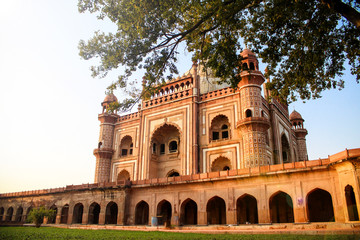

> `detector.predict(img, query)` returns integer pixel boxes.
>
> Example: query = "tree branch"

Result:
[321,0,360,29]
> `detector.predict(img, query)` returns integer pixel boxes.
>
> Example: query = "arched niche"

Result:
[206,196,226,224]
[180,198,198,225]
[135,201,149,225]
[269,191,294,223]
[210,115,230,142]
[236,194,258,224]
[307,188,335,222]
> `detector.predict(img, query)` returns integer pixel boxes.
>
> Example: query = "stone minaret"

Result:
[237,49,271,168]
[94,94,118,183]
[290,110,308,161]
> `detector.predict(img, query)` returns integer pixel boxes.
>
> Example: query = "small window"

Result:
[129,143,133,155]
[121,149,128,156]
[222,131,229,139]
[152,143,157,154]
[212,131,219,140]
[169,141,178,153]
[223,166,230,171]
[243,63,248,70]
[250,62,255,70]
[245,109,252,118]
[160,144,165,154]
[168,171,180,177]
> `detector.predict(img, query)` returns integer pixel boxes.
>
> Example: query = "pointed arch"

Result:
[105,201,118,224]
[180,198,198,225]
[236,194,258,224]
[5,207,13,222]
[48,205,57,224]
[345,185,359,221]
[281,134,291,163]
[307,188,335,222]
[207,196,226,224]
[211,156,231,172]
[269,191,294,223]
[0,207,4,222]
[117,169,131,181]
[72,203,84,224]
[157,200,172,226]
[119,135,133,157]
[15,206,23,223]
[60,204,69,224]
[210,114,230,141]
[88,202,101,224]
[135,201,149,225]
[167,169,180,177]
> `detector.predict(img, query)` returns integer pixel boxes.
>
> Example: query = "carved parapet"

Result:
[93,148,114,159]
[236,117,270,132]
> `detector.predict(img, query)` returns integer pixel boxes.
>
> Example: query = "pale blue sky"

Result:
[0,1,359,193]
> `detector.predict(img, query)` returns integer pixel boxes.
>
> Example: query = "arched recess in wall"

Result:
[157,200,172,226]
[180,198,198,225]
[60,204,69,224]
[211,156,231,172]
[210,115,230,141]
[167,169,180,177]
[48,205,57,224]
[88,202,101,224]
[119,135,133,157]
[307,188,335,222]
[105,201,118,224]
[117,169,131,181]
[207,196,226,224]
[281,134,291,163]
[15,206,23,223]
[345,185,359,221]
[0,207,4,222]
[245,109,252,118]
[150,123,181,178]
[25,206,33,222]
[5,207,13,222]
[135,201,149,225]
[236,194,258,224]
[269,191,294,223]
[72,203,84,224]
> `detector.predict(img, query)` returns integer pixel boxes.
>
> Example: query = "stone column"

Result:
[226,188,236,225]
[293,181,307,223]
[82,204,89,225]
[99,203,106,225]
[67,204,74,225]
[197,190,207,225]
[258,184,270,223]
[55,208,62,224]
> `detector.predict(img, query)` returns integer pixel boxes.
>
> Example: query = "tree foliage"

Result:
[27,207,56,228]
[78,0,360,110]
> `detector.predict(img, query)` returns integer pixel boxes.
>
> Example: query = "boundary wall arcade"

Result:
[0,149,360,227]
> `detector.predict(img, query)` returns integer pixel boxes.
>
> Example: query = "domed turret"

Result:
[290,110,304,129]
[101,93,118,113]
[240,48,259,71]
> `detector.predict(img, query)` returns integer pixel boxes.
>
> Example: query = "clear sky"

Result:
[0,1,359,194]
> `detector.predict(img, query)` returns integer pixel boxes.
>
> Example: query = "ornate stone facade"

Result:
[1,50,359,229]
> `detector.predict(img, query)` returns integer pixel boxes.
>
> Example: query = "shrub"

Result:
[27,207,56,228]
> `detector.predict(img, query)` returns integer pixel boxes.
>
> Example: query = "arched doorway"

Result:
[207,196,226,224]
[72,203,84,224]
[236,194,258,224]
[281,134,291,163]
[88,202,100,224]
[60,204,69,224]
[15,207,23,222]
[117,170,130,181]
[48,205,57,224]
[211,157,232,172]
[269,191,294,223]
[157,200,172,226]
[307,189,335,222]
[25,206,33,223]
[180,199,197,225]
[0,207,4,222]
[135,201,149,225]
[105,202,118,224]
[6,207,13,222]
[345,185,359,221]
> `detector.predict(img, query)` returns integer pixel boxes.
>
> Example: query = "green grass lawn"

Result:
[0,227,358,240]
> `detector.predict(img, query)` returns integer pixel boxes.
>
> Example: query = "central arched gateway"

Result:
[60,204,69,224]
[135,201,149,225]
[207,196,226,224]
[180,198,197,225]
[269,191,294,223]
[157,200,172,226]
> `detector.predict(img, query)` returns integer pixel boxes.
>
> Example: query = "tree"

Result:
[78,0,359,111]
[27,207,56,228]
